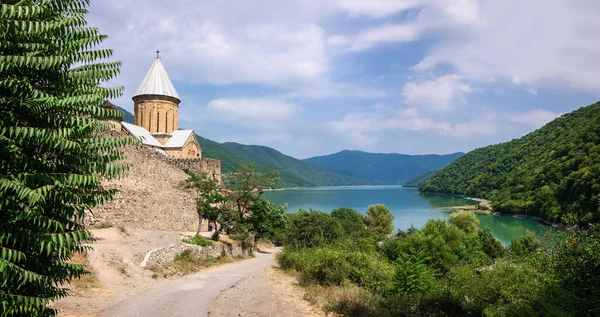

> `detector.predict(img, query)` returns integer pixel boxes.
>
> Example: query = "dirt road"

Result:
[99,251,276,317]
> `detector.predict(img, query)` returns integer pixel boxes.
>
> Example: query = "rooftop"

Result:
[133,57,180,101]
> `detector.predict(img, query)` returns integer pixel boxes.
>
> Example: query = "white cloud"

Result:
[508,109,562,128]
[333,0,421,18]
[401,75,471,111]
[206,98,301,130]
[411,0,600,93]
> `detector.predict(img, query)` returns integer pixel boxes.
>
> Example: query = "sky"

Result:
[88,0,600,159]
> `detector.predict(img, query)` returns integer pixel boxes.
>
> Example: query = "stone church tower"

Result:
[121,53,202,159]
[133,55,181,134]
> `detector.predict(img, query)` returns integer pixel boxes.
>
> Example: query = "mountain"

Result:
[304,150,463,185]
[113,106,365,188]
[403,170,438,188]
[421,101,600,224]
[115,105,135,124]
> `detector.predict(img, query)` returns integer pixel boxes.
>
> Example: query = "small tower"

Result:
[133,51,181,134]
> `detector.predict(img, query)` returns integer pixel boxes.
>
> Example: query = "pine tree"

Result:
[0,0,131,315]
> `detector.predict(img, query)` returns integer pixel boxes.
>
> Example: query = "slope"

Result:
[403,170,438,188]
[304,150,463,184]
[196,135,366,188]
[421,101,600,224]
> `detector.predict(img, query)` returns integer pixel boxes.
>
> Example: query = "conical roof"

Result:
[133,57,180,101]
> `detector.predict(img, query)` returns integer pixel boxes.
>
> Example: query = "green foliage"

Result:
[552,227,600,316]
[403,170,438,188]
[305,150,463,185]
[278,247,395,294]
[226,163,279,215]
[182,235,214,247]
[0,1,130,315]
[421,102,600,224]
[248,198,287,245]
[508,234,541,258]
[182,170,226,235]
[392,249,438,295]
[479,227,505,259]
[364,204,394,236]
[447,211,480,234]
[331,207,366,236]
[285,209,344,249]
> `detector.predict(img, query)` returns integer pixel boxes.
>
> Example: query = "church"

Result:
[121,53,202,159]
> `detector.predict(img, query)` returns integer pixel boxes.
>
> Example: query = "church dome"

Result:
[133,56,180,101]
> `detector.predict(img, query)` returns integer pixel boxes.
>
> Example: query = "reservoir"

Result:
[264,186,553,245]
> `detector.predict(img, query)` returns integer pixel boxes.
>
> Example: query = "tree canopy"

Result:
[1,0,130,315]
[421,102,600,225]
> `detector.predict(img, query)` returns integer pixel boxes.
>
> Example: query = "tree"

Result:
[331,207,366,236]
[248,198,287,244]
[0,1,130,315]
[285,210,344,249]
[181,170,226,235]
[364,204,394,235]
[226,163,279,217]
[448,211,480,234]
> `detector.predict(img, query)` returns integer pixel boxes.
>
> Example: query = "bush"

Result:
[182,235,214,247]
[364,204,395,235]
[479,227,505,259]
[284,210,344,249]
[331,207,366,236]
[448,211,480,234]
[279,247,394,294]
[508,234,540,258]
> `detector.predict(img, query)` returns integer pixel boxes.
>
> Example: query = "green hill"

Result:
[112,106,365,188]
[196,135,366,188]
[403,170,438,188]
[305,150,463,184]
[421,101,600,224]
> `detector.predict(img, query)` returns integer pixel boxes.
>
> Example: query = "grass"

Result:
[92,222,113,229]
[182,235,214,247]
[148,249,247,278]
[68,252,101,294]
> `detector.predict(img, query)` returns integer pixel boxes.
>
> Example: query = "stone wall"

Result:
[162,155,223,186]
[139,242,244,268]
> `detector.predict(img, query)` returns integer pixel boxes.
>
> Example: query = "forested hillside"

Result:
[403,170,438,188]
[196,135,366,188]
[421,101,600,224]
[305,150,463,184]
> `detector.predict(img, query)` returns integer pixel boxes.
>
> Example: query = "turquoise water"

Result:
[263,186,553,245]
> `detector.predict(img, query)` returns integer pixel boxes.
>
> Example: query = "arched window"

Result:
[172,112,175,131]
[166,112,169,132]
[156,112,159,132]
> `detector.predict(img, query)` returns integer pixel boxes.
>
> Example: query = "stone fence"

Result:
[139,242,243,268]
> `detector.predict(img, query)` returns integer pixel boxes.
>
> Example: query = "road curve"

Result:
[99,251,276,317]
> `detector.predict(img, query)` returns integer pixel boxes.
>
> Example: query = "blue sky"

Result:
[89,0,600,159]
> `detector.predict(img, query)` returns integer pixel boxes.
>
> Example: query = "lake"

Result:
[263,185,553,245]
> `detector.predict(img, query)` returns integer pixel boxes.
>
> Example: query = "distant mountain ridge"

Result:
[304,150,464,185]
[115,106,365,188]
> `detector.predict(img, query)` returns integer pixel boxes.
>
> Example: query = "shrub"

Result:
[182,235,214,247]
[364,204,395,235]
[331,207,366,236]
[448,211,480,234]
[479,227,505,259]
[279,247,394,294]
[508,234,540,258]
[284,210,344,249]
[392,249,439,295]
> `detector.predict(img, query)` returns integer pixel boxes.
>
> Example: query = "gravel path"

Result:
[209,266,324,317]
[99,251,276,317]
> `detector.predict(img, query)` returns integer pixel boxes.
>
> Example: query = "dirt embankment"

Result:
[90,144,206,232]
